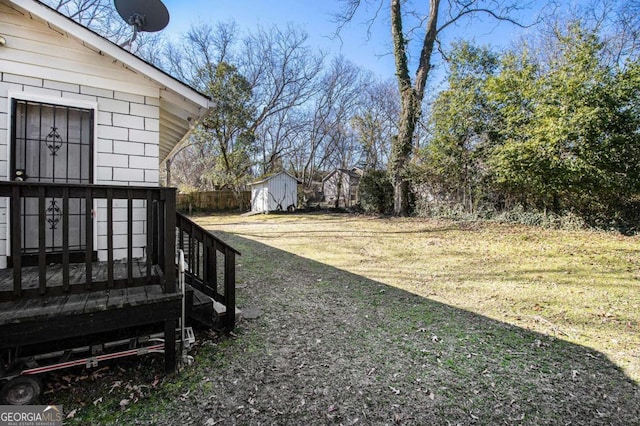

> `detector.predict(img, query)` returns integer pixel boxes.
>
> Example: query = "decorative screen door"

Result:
[10,99,93,261]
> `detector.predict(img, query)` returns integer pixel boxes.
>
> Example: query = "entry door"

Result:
[11,99,93,260]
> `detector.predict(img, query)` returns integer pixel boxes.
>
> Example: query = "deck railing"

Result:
[176,212,239,330]
[0,182,176,302]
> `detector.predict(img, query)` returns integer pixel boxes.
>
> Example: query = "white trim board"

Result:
[8,0,211,109]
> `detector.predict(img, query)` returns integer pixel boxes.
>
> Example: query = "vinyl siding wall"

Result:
[251,173,298,213]
[0,0,162,266]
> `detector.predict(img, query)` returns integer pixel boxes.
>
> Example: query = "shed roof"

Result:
[250,171,302,186]
[5,0,212,163]
[322,168,364,182]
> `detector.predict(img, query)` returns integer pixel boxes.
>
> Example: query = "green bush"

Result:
[360,170,394,214]
[413,198,591,231]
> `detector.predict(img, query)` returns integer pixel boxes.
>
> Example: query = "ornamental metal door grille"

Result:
[11,99,94,256]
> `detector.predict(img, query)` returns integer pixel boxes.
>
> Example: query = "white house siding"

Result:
[323,170,360,208]
[323,172,350,206]
[0,0,162,265]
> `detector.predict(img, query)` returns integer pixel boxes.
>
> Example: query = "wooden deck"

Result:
[0,182,189,375]
[0,182,238,379]
[0,258,182,350]
[0,284,181,345]
[0,277,181,348]
[0,259,160,301]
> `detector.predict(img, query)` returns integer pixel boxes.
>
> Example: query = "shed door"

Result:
[10,99,93,262]
[257,187,268,212]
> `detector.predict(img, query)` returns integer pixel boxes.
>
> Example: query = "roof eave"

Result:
[12,0,210,110]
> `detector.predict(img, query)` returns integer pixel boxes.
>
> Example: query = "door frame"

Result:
[5,90,99,265]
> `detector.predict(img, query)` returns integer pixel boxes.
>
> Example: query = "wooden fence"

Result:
[177,191,250,212]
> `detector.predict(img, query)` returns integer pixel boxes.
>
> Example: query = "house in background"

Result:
[250,171,300,213]
[0,0,238,393]
[322,167,363,208]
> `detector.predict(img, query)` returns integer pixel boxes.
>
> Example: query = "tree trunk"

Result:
[390,0,439,216]
[392,98,419,215]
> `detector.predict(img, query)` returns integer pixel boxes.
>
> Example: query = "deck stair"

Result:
[186,285,242,328]
[176,212,240,331]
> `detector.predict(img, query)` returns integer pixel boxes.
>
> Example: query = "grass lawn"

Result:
[200,213,639,383]
[57,212,639,425]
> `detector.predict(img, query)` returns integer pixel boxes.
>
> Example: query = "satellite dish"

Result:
[115,0,170,47]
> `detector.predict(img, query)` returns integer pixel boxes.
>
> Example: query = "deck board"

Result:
[83,289,109,314]
[107,288,126,309]
[0,284,177,327]
[45,264,63,289]
[0,287,181,350]
[68,264,86,286]
[127,287,148,307]
[0,297,31,322]
[0,258,172,329]
[63,293,90,316]
[0,259,154,294]
[0,259,162,303]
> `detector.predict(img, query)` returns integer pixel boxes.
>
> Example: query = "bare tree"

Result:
[551,0,640,66]
[42,0,168,65]
[166,22,324,191]
[352,78,399,170]
[164,21,239,90]
[289,56,365,189]
[44,0,134,45]
[240,24,324,178]
[256,108,308,176]
[167,143,218,191]
[337,0,535,215]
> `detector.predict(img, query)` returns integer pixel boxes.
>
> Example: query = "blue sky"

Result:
[161,1,546,83]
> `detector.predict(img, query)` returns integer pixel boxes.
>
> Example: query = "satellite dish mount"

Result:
[114,0,170,48]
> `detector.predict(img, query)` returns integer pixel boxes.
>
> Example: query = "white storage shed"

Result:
[250,171,300,213]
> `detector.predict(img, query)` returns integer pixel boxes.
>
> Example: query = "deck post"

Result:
[107,189,114,287]
[62,187,70,291]
[224,249,236,331]
[85,188,93,290]
[151,200,159,265]
[11,185,21,297]
[157,199,165,271]
[127,190,133,284]
[204,242,214,291]
[164,318,177,374]
[163,188,176,293]
[38,187,46,295]
[146,191,153,281]
[212,240,218,290]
